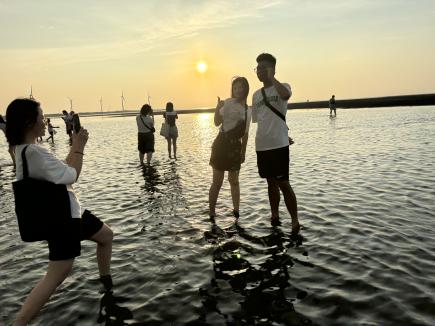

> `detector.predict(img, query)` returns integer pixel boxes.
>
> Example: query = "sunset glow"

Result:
[0,1,434,113]
[196,62,207,74]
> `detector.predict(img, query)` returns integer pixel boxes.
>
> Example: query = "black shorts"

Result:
[256,146,290,181]
[48,210,104,261]
[138,132,155,153]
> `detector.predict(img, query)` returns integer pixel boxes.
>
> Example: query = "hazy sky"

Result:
[1,0,434,113]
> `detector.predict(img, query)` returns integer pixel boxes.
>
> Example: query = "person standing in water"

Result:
[61,110,73,142]
[252,53,300,235]
[163,102,179,159]
[329,95,337,117]
[209,77,251,220]
[45,118,59,143]
[136,104,155,165]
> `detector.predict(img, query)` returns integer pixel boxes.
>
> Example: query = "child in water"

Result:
[46,118,59,143]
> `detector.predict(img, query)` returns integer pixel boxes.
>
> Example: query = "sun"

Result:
[196,61,207,73]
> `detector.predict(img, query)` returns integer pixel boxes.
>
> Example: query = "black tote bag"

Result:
[12,145,72,242]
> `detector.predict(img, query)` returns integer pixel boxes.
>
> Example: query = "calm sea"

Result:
[1,106,435,325]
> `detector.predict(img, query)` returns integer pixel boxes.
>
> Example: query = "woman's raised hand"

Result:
[216,96,224,110]
[72,128,89,149]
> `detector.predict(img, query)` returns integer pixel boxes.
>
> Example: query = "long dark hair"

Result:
[6,98,40,145]
[231,76,250,101]
[165,102,174,112]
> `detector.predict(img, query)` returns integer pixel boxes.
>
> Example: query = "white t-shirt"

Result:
[252,83,292,151]
[219,98,251,136]
[136,115,154,133]
[15,144,82,219]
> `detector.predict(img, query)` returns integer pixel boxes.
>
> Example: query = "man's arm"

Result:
[272,78,291,100]
[268,68,291,100]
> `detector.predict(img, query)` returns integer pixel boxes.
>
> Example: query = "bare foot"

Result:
[271,216,281,226]
[291,220,300,235]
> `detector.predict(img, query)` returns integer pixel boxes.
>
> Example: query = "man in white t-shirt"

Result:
[252,53,300,235]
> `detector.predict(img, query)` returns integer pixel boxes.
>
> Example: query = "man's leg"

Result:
[267,178,281,220]
[278,180,300,233]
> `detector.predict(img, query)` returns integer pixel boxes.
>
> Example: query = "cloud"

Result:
[0,0,282,68]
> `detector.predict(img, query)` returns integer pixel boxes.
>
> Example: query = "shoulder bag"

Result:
[12,146,72,242]
[160,114,170,138]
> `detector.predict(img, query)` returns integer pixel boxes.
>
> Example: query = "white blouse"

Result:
[15,144,82,219]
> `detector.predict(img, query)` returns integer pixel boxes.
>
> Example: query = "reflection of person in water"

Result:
[198,221,311,325]
[141,164,161,195]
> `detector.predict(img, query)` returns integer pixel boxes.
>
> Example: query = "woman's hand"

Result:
[216,97,224,110]
[72,128,89,150]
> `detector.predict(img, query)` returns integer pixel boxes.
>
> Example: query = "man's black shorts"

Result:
[256,146,290,181]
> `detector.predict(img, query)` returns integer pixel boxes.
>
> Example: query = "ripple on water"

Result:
[1,108,435,324]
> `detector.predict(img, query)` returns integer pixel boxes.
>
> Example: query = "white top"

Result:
[219,98,251,136]
[252,83,292,151]
[62,114,73,125]
[15,144,82,219]
[136,115,154,133]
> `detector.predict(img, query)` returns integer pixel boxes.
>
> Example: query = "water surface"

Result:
[1,106,435,325]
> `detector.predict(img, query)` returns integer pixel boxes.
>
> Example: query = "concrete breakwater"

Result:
[47,93,435,118]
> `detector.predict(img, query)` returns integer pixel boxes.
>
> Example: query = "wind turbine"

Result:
[147,92,151,105]
[67,97,73,111]
[121,91,125,112]
[29,85,34,99]
[100,97,103,114]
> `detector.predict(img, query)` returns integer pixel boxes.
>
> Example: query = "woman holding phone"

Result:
[6,98,114,325]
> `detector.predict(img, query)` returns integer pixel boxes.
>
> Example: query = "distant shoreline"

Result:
[45,93,435,118]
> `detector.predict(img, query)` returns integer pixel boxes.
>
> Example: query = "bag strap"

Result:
[139,115,153,132]
[261,88,289,130]
[221,103,248,135]
[21,145,29,178]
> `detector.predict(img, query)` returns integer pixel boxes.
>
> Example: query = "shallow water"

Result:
[1,106,435,325]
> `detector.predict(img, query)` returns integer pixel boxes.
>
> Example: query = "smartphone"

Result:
[72,114,81,133]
